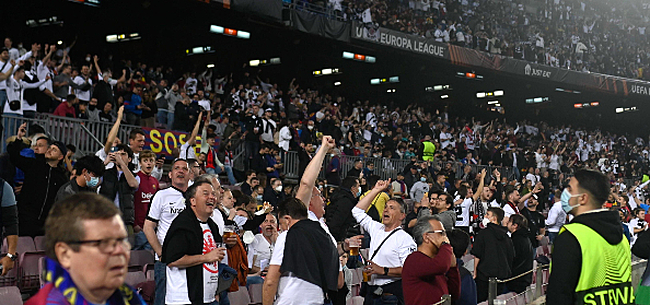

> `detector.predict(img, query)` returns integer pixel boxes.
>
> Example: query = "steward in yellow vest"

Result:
[547,169,633,305]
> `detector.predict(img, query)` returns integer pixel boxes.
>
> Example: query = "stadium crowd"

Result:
[1,31,649,305]
[328,0,650,80]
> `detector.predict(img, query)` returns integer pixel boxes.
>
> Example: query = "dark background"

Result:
[2,0,648,135]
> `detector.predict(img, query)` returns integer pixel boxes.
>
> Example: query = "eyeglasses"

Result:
[68,237,130,254]
[426,230,446,236]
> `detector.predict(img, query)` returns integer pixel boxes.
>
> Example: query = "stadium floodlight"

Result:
[495,103,501,107]
[441,95,449,99]
[249,58,280,67]
[206,64,215,68]
[488,100,499,105]
[106,33,141,43]
[371,78,381,85]
[313,68,341,77]
[616,107,624,113]
[616,106,638,113]
[342,51,376,63]
[186,46,214,55]
[57,40,63,45]
[209,25,250,39]
[477,92,486,98]
[494,90,504,96]
[387,89,396,93]
[334,81,342,86]
[249,60,260,67]
[389,76,399,83]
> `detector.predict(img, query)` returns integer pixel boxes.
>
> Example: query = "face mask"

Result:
[481,217,491,228]
[561,189,582,213]
[275,185,283,192]
[357,187,362,197]
[86,175,100,188]
[420,177,427,182]
[256,195,263,201]
[307,125,314,130]
[89,105,96,111]
[85,57,91,62]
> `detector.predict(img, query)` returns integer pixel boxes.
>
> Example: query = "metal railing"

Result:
[280,150,518,182]
[1,114,141,157]
[283,0,350,22]
[432,294,451,305]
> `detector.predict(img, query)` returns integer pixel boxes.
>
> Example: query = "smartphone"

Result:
[110,146,118,153]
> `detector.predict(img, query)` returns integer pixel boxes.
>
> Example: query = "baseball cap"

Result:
[51,141,68,156]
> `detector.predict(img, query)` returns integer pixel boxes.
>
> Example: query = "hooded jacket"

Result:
[547,210,624,305]
[471,223,514,281]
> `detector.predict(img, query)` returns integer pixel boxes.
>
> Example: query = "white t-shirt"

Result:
[352,207,416,286]
[269,231,325,305]
[503,203,518,219]
[198,99,211,111]
[165,222,219,304]
[629,218,648,246]
[185,77,198,94]
[73,75,92,101]
[455,198,473,227]
[361,8,372,23]
[147,187,186,260]
[248,234,273,269]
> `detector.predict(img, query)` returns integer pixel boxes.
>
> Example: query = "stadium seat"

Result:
[228,286,251,305]
[0,286,22,305]
[33,236,46,252]
[38,257,46,288]
[248,283,263,304]
[19,251,45,291]
[17,236,36,253]
[124,271,146,287]
[0,258,18,287]
[129,250,154,272]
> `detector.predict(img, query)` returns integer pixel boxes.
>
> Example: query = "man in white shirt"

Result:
[143,159,190,305]
[353,179,417,304]
[260,109,277,144]
[502,184,541,226]
[73,64,92,102]
[197,90,211,111]
[185,72,198,95]
[248,214,278,283]
[4,38,19,62]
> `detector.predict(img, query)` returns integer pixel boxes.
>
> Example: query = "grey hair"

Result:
[195,174,220,185]
[412,216,439,246]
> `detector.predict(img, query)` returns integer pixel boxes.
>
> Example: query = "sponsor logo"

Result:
[170,207,184,214]
[524,64,551,78]
[202,229,219,274]
[630,84,650,95]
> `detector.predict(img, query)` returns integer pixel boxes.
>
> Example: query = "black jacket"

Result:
[547,210,623,305]
[507,228,533,293]
[55,179,92,203]
[263,186,285,208]
[162,208,222,305]
[325,188,359,241]
[471,223,514,281]
[99,167,136,225]
[7,140,68,237]
[173,102,191,131]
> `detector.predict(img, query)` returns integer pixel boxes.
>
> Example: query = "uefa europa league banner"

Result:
[351,21,650,97]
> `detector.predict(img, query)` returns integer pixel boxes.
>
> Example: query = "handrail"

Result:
[79,124,104,149]
[432,294,451,305]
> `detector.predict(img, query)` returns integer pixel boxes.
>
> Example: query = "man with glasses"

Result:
[402,216,460,305]
[143,158,191,305]
[162,181,227,305]
[353,179,416,305]
[27,193,145,305]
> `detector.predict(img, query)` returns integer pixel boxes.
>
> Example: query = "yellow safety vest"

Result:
[422,141,436,161]
[556,223,634,305]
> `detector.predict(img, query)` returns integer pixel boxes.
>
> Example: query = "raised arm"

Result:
[93,55,101,75]
[520,182,542,204]
[0,60,15,82]
[472,169,487,201]
[356,179,391,211]
[103,106,125,155]
[186,112,203,147]
[295,135,336,207]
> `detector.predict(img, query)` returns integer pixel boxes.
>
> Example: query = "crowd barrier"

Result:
[1,114,140,157]
[281,150,518,182]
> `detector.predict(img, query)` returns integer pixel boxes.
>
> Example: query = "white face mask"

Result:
[275,185,283,192]
[481,217,491,228]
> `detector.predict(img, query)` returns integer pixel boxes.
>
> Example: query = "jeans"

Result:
[548,231,558,244]
[167,111,175,131]
[132,231,152,250]
[247,276,265,285]
[22,110,36,119]
[126,112,141,126]
[157,109,168,128]
[244,141,259,169]
[0,90,6,114]
[154,261,166,305]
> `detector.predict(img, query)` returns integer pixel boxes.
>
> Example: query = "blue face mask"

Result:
[420,177,427,182]
[256,195,263,201]
[561,188,582,213]
[357,187,362,197]
[86,176,100,188]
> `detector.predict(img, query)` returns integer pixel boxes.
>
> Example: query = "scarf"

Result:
[42,257,145,305]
